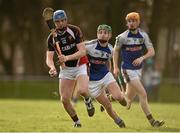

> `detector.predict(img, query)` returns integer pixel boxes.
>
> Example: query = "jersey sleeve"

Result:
[108,44,114,59]
[144,32,153,49]
[75,27,84,44]
[85,40,94,54]
[114,35,123,49]
[47,35,55,51]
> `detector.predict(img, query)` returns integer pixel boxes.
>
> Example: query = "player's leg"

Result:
[99,72,127,111]
[103,72,129,107]
[96,90,125,128]
[128,79,150,113]
[121,69,137,101]
[71,81,79,106]
[128,79,164,127]
[100,89,112,112]
[76,64,95,117]
[125,83,137,109]
[76,74,89,97]
[60,79,81,127]
[107,81,127,107]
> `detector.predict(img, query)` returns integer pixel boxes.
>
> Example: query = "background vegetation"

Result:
[0,1,180,131]
[0,0,179,79]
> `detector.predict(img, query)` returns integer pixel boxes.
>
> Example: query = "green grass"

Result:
[0,99,180,132]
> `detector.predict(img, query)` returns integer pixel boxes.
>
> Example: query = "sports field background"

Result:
[0,99,180,132]
[0,79,180,132]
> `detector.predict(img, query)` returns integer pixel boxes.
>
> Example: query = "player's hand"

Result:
[113,67,120,78]
[51,29,57,38]
[132,56,144,66]
[51,28,57,37]
[58,55,68,63]
[49,67,57,77]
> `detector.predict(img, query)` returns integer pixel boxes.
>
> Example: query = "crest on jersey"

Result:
[101,51,105,57]
[68,35,73,41]
[106,53,109,58]
[140,39,144,44]
[61,37,67,44]
[133,38,137,42]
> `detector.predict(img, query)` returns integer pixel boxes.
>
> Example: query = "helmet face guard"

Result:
[53,10,67,21]
[97,24,112,33]
[125,12,140,23]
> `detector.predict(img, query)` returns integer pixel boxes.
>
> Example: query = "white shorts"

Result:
[121,69,142,83]
[89,72,116,98]
[59,64,87,80]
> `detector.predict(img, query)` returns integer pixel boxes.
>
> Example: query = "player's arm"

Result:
[46,51,58,77]
[65,42,86,61]
[113,46,120,69]
[64,39,93,62]
[140,32,155,60]
[143,32,155,58]
[58,27,86,62]
[113,36,122,77]
[46,35,55,68]
[108,60,112,72]
[46,51,55,69]
[142,47,155,60]
[46,36,57,77]
[58,41,87,62]
[132,32,155,66]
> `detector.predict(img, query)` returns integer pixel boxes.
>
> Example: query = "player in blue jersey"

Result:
[113,12,164,127]
[84,24,128,128]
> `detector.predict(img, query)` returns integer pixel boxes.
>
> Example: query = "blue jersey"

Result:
[85,39,113,81]
[115,28,153,70]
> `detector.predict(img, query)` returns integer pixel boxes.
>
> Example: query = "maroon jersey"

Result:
[47,24,88,67]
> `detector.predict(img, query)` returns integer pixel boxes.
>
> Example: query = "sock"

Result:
[114,117,123,124]
[147,114,155,124]
[85,97,90,102]
[75,119,81,124]
[71,114,79,122]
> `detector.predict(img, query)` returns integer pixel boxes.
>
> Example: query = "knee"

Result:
[78,88,88,96]
[61,96,70,105]
[139,91,147,100]
[112,94,123,102]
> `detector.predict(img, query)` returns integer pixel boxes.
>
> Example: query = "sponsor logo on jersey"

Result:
[90,59,106,65]
[125,46,142,51]
[62,43,76,51]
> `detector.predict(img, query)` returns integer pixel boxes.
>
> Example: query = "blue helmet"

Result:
[53,10,67,21]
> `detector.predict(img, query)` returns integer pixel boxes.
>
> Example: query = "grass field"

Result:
[0,99,180,132]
